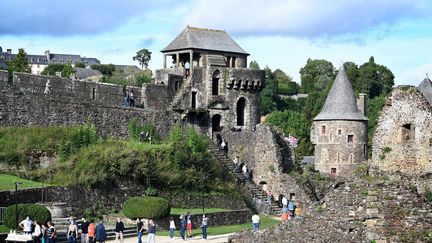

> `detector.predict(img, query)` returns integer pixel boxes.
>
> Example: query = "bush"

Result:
[4,204,51,229]
[123,196,170,219]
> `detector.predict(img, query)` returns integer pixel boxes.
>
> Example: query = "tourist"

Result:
[233,156,239,172]
[179,215,186,240]
[169,217,176,239]
[95,220,107,243]
[288,200,295,218]
[67,220,78,242]
[139,131,145,142]
[242,164,248,180]
[44,80,51,96]
[87,220,96,243]
[281,206,289,222]
[130,90,135,107]
[80,217,90,243]
[115,218,124,243]
[185,61,190,77]
[222,139,228,155]
[146,219,156,243]
[19,215,33,234]
[282,196,288,208]
[137,218,144,243]
[201,214,208,240]
[295,202,301,217]
[41,224,47,243]
[186,212,192,238]
[47,222,56,243]
[33,220,42,243]
[216,133,222,148]
[221,139,226,151]
[251,213,260,231]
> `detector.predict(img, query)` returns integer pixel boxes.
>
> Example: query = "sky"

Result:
[1,0,432,85]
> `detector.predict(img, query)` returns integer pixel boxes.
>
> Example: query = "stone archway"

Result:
[212,70,220,95]
[236,97,246,126]
[212,114,222,132]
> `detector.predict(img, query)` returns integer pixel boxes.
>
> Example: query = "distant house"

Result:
[0,58,8,70]
[0,48,100,75]
[74,67,103,81]
[114,65,142,79]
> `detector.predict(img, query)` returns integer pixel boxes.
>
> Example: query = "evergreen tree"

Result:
[9,48,31,73]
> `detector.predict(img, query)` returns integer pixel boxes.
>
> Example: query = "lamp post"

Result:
[15,182,22,230]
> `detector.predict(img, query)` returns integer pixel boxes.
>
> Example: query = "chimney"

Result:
[45,50,50,62]
[7,49,12,54]
[358,93,367,116]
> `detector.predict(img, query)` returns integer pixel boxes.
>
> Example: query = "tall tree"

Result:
[358,56,394,98]
[300,59,335,93]
[343,61,360,92]
[249,60,260,70]
[9,48,31,73]
[133,49,152,69]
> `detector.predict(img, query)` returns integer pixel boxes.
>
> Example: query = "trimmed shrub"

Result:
[4,204,51,229]
[123,196,170,219]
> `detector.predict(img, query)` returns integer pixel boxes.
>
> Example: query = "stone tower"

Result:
[311,66,368,176]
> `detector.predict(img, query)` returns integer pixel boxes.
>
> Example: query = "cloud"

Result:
[138,37,155,47]
[0,0,174,36]
[397,62,432,85]
[182,0,431,39]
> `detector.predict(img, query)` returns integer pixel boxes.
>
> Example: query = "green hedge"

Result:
[4,204,51,229]
[123,196,170,219]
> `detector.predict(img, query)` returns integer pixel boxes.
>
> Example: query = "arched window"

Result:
[212,70,220,95]
[236,97,246,126]
[212,114,221,132]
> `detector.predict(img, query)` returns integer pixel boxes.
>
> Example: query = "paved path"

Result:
[107,233,233,243]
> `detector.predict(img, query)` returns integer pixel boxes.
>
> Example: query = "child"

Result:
[169,217,176,239]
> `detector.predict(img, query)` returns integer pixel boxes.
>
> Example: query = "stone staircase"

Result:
[170,72,196,110]
[207,143,282,215]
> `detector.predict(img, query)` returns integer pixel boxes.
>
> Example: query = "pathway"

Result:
[107,233,233,243]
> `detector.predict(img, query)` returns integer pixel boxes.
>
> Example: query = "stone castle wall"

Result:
[311,120,368,175]
[371,86,432,175]
[0,71,174,138]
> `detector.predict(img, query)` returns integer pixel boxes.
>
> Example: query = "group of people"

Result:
[17,215,107,243]
[123,89,135,107]
[232,156,251,181]
[136,213,209,242]
[278,196,298,221]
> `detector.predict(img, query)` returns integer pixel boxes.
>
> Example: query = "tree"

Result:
[74,62,85,68]
[260,79,278,115]
[133,49,151,69]
[358,56,394,98]
[249,60,260,70]
[300,59,335,93]
[9,48,31,73]
[41,63,75,78]
[61,63,75,78]
[91,64,115,76]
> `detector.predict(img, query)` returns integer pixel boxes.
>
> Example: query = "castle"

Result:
[311,66,368,176]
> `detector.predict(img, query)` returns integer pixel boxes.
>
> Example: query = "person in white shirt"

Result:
[32,220,42,243]
[19,215,33,234]
[251,213,260,231]
[282,196,288,208]
[242,164,249,180]
[185,61,190,77]
[233,156,239,172]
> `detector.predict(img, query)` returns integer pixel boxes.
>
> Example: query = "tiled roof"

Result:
[0,51,99,65]
[161,26,248,55]
[74,67,102,79]
[314,66,368,121]
[418,77,432,106]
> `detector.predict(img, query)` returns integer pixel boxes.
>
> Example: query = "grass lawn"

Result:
[0,174,43,191]
[157,214,279,237]
[170,208,229,215]
[0,225,10,233]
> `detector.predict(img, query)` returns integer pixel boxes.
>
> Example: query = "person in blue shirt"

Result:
[180,215,186,240]
[288,200,295,218]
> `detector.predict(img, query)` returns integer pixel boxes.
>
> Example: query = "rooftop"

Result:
[161,26,249,55]
[0,50,100,65]
[314,66,368,121]
[418,77,432,106]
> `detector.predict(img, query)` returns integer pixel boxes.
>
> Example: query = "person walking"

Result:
[201,214,208,240]
[67,220,78,242]
[169,217,175,239]
[80,217,90,243]
[146,219,156,243]
[19,215,33,234]
[32,220,42,243]
[95,220,107,243]
[136,218,144,243]
[185,61,190,78]
[47,222,56,243]
[87,220,96,243]
[251,213,260,231]
[281,206,289,222]
[288,200,295,218]
[115,218,124,243]
[41,224,47,243]
[233,156,239,172]
[242,164,249,180]
[186,212,192,238]
[130,90,135,107]
[282,196,288,208]
[179,215,186,240]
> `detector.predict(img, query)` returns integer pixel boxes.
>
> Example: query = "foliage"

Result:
[123,196,170,219]
[61,63,75,78]
[4,204,51,229]
[133,49,151,69]
[0,126,78,167]
[57,123,97,161]
[260,79,278,114]
[41,63,76,78]
[128,119,160,143]
[300,59,335,93]
[8,48,31,73]
[135,69,153,86]
[74,62,85,68]
[100,68,152,87]
[0,174,43,191]
[367,94,387,157]
[357,57,394,98]
[91,64,115,76]
[249,60,260,70]
[278,81,299,95]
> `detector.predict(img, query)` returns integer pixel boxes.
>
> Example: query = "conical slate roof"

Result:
[314,66,368,121]
[418,77,432,106]
[161,26,249,55]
